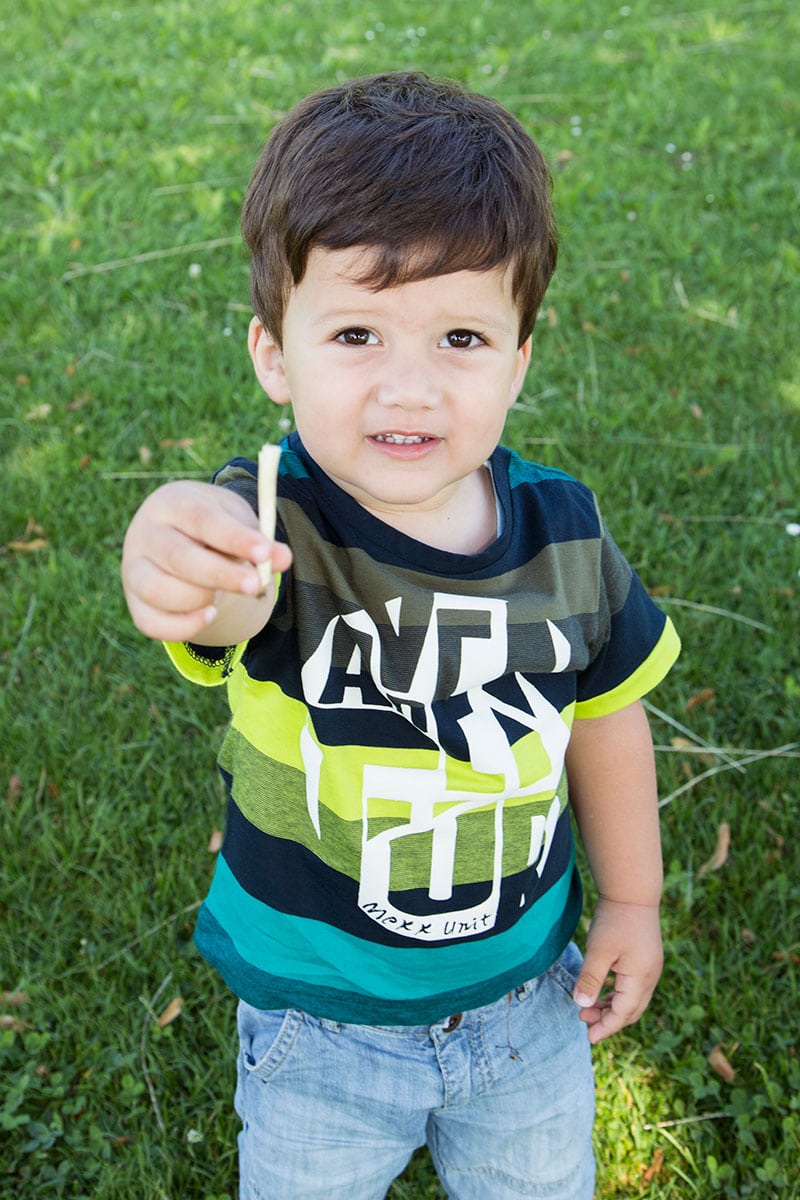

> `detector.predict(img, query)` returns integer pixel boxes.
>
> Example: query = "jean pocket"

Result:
[238,1005,303,1083]
[543,940,584,1000]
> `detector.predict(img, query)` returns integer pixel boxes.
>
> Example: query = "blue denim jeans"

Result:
[235,942,595,1199]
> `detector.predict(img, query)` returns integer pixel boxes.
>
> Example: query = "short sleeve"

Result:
[163,639,247,687]
[574,520,680,718]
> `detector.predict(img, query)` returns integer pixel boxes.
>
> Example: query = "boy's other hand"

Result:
[572,897,663,1045]
[121,480,291,644]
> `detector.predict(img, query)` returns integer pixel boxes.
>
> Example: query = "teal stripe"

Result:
[196,854,579,1022]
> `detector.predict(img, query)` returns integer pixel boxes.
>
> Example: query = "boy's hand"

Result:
[121,480,292,644]
[572,897,663,1045]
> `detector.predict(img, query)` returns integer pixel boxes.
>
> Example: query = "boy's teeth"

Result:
[375,434,429,444]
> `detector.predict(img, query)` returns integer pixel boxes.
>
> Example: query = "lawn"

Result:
[1,1,799,1196]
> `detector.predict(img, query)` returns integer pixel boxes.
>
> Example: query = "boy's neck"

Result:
[357,464,499,555]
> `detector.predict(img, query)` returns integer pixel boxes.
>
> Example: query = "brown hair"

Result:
[242,71,558,346]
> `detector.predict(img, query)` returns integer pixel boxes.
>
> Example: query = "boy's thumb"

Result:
[572,964,605,1009]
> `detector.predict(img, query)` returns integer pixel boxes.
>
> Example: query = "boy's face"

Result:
[249,246,531,543]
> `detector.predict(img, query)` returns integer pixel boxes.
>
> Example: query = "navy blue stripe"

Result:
[220,794,574,949]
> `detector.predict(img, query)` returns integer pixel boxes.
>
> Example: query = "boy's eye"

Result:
[336,327,376,346]
[442,329,482,349]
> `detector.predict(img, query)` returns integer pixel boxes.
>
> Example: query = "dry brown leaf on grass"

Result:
[670,736,716,765]
[1,984,31,1031]
[686,687,716,711]
[641,1147,665,1186]
[7,517,47,553]
[1,991,29,1006]
[708,1043,736,1083]
[698,822,731,877]
[155,997,184,1027]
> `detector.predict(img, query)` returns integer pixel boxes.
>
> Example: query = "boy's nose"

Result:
[375,354,441,410]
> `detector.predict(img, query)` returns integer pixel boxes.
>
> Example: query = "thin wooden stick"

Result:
[257,444,281,593]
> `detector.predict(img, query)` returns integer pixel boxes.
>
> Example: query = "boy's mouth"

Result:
[373,433,434,444]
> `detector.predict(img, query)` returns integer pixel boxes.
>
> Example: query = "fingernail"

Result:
[574,992,594,1008]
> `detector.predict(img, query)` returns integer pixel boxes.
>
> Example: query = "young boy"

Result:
[122,72,680,1200]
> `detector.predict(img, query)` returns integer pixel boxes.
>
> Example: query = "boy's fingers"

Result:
[129,524,264,599]
[165,485,269,564]
[572,961,609,1010]
[127,595,219,644]
[575,971,654,1044]
[123,555,211,610]
[128,482,270,567]
[585,990,641,1044]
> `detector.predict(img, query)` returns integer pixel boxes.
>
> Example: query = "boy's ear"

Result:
[248,316,291,405]
[511,336,533,401]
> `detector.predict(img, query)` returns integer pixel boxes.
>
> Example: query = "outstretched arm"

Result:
[566,699,664,1045]
[121,480,293,647]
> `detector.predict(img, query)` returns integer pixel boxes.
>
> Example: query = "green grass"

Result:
[2,0,798,1196]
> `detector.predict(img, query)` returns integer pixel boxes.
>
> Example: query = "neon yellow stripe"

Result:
[162,573,282,688]
[233,674,575,823]
[163,640,246,687]
[574,618,681,719]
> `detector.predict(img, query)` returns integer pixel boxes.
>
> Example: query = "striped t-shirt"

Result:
[166,434,680,1024]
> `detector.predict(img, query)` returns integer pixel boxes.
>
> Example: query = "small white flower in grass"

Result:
[222,326,232,337]
[681,151,693,162]
[542,29,552,40]
[786,522,800,537]
[665,143,677,154]
[188,262,201,279]
[186,1128,203,1144]
[365,29,375,40]
[278,416,293,432]
[627,211,638,221]
[620,4,632,14]
[603,28,615,38]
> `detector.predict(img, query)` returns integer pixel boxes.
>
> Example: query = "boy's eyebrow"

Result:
[307,296,518,333]
[309,307,517,335]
